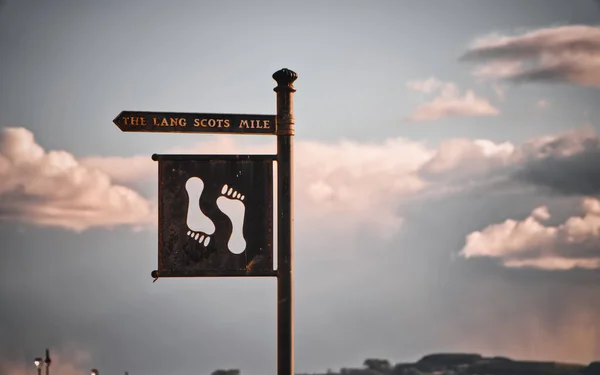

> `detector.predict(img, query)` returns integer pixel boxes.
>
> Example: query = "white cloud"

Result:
[2,127,436,235]
[421,138,515,176]
[91,128,596,239]
[406,77,459,97]
[80,136,266,184]
[472,60,523,80]
[87,135,434,237]
[294,138,432,236]
[406,78,499,122]
[80,155,156,183]
[8,124,600,255]
[0,128,156,231]
[86,126,592,242]
[461,25,600,88]
[531,205,550,221]
[460,198,600,270]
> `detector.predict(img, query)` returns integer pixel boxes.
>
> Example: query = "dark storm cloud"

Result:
[513,139,600,196]
[459,25,600,88]
[459,38,600,62]
[458,129,600,273]
[506,65,579,85]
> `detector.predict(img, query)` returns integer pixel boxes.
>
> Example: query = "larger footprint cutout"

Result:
[185,177,215,247]
[216,184,247,254]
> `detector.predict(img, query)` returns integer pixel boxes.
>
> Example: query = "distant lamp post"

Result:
[91,369,99,375]
[34,357,43,375]
[44,349,51,375]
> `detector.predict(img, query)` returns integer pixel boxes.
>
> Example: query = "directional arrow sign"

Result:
[113,111,277,135]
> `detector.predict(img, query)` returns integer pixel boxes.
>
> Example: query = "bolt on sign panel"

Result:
[155,154,274,276]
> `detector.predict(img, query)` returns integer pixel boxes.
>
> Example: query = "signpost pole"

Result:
[116,69,298,374]
[273,68,297,375]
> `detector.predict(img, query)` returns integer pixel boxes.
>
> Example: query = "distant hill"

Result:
[291,353,600,375]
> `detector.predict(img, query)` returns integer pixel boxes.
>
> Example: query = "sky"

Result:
[1,1,600,375]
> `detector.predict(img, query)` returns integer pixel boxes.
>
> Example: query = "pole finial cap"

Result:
[273,68,297,91]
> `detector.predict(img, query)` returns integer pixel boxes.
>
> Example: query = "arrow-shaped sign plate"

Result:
[113,111,277,135]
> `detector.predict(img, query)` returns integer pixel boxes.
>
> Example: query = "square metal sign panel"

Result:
[156,155,273,276]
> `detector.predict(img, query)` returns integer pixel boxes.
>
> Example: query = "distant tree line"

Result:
[212,352,600,375]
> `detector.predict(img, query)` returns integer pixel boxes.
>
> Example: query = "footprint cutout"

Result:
[216,184,247,254]
[185,177,215,247]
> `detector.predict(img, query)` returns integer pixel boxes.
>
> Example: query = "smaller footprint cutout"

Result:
[185,177,215,247]
[216,184,247,254]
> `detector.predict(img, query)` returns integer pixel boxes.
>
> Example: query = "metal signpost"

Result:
[113,69,297,375]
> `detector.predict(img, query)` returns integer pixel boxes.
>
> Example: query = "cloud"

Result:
[531,205,551,221]
[295,138,433,237]
[80,155,157,184]
[406,77,499,122]
[79,136,262,185]
[459,198,600,270]
[8,124,600,249]
[512,126,600,196]
[81,129,570,239]
[456,126,600,271]
[0,127,156,231]
[79,126,600,238]
[9,126,502,236]
[421,138,515,177]
[460,25,600,88]
[406,77,459,96]
[5,127,600,372]
[408,92,500,122]
[88,136,434,238]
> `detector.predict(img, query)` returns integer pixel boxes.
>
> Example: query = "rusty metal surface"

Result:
[273,68,297,136]
[155,154,274,277]
[152,269,277,278]
[113,111,276,135]
[273,68,297,375]
[152,154,277,161]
